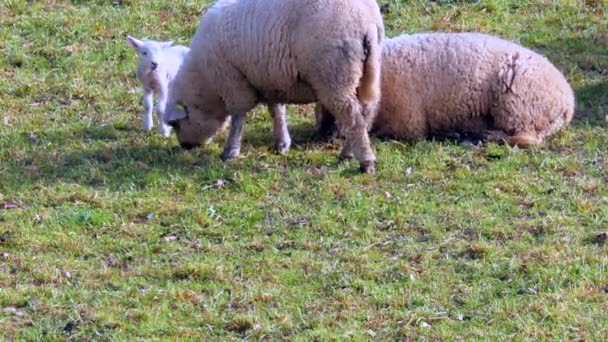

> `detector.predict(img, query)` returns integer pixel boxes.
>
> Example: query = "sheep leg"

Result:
[314,104,338,140]
[268,103,291,154]
[142,89,154,132]
[315,104,351,158]
[216,65,259,160]
[344,122,375,174]
[220,113,245,161]
[339,140,354,160]
[482,130,509,142]
[156,84,172,138]
[324,100,375,174]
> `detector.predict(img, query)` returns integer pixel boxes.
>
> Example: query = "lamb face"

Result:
[127,36,173,75]
[126,35,177,137]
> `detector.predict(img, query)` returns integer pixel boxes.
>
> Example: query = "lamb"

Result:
[163,0,384,174]
[315,32,575,147]
[127,36,190,137]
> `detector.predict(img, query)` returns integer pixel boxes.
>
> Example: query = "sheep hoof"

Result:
[339,149,354,161]
[359,161,376,175]
[220,148,240,161]
[506,134,542,148]
[142,124,153,132]
[159,124,172,138]
[274,141,291,155]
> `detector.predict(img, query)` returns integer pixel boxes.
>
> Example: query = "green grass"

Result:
[1,0,608,339]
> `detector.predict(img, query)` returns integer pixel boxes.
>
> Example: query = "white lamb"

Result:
[163,0,384,174]
[315,32,575,147]
[127,35,190,137]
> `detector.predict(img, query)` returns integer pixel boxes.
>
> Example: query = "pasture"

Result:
[1,0,607,339]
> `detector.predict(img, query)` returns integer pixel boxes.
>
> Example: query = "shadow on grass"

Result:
[6,28,605,193]
[533,34,608,125]
[2,121,344,193]
[14,143,213,192]
[573,81,608,125]
[242,118,333,148]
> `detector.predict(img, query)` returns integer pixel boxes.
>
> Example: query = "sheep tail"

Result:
[358,24,382,104]
[357,24,383,127]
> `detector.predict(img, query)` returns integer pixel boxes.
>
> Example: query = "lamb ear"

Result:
[161,40,174,48]
[126,35,142,49]
[164,103,188,122]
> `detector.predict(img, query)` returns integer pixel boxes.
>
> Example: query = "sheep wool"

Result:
[317,32,575,146]
[164,0,384,174]
[127,36,190,137]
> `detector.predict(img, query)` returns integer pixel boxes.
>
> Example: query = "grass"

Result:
[1,0,608,339]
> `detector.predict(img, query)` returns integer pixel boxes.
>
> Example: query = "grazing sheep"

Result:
[127,36,190,137]
[316,32,575,147]
[163,0,384,174]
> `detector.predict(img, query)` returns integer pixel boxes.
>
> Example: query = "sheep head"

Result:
[127,35,173,72]
[164,98,229,150]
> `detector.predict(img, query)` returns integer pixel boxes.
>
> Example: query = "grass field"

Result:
[1,0,608,340]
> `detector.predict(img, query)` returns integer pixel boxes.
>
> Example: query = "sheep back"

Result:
[374,32,574,143]
[174,0,383,111]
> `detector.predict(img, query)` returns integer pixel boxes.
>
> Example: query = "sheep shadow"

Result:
[3,120,348,193]
[533,34,608,126]
[241,119,336,149]
[3,126,220,193]
[573,81,608,124]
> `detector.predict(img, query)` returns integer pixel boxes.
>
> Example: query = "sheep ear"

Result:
[164,103,188,122]
[161,40,174,48]
[126,35,142,49]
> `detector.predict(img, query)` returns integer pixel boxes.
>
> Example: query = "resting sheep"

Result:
[316,32,575,147]
[127,36,190,137]
[163,0,384,174]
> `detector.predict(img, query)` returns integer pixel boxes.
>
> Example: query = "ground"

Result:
[1,0,607,340]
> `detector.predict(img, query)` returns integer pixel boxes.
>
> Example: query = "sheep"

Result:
[126,35,190,137]
[163,0,384,174]
[315,32,575,148]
